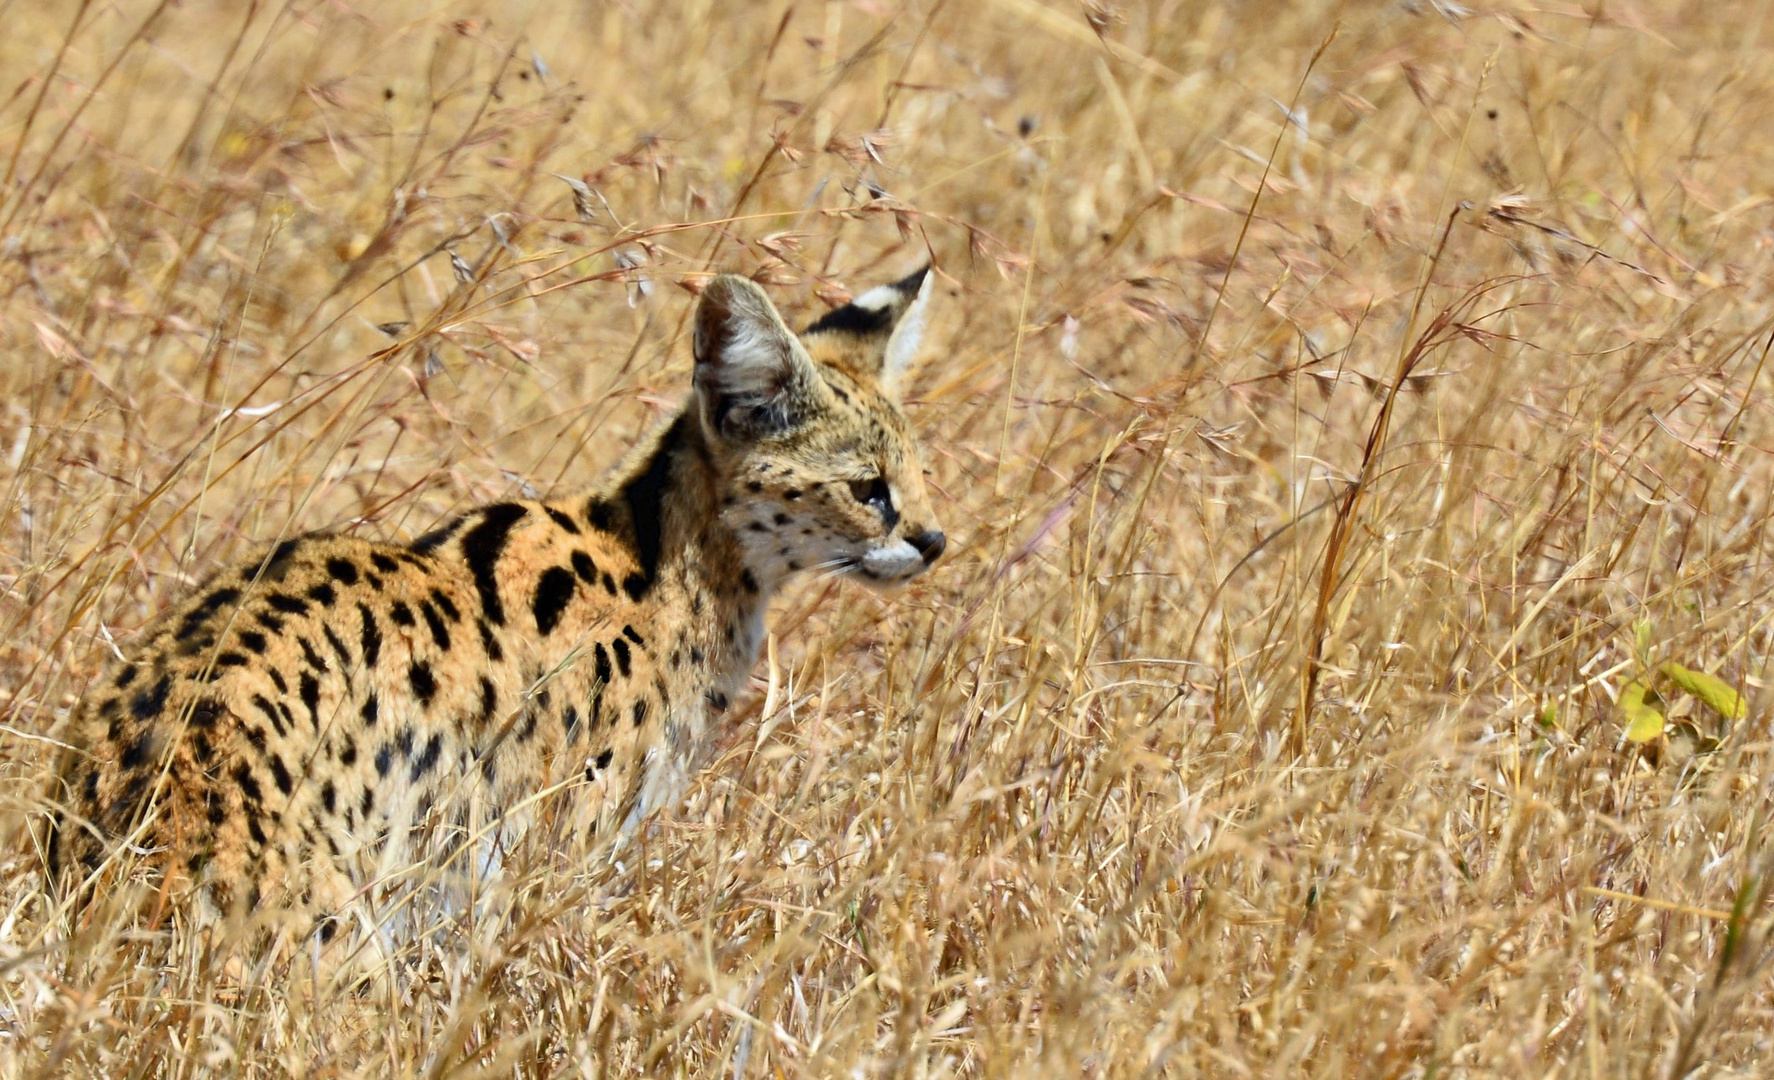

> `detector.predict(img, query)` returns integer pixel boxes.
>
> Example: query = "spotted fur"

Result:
[47,268,945,946]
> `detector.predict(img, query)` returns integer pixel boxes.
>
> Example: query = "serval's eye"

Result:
[848,476,892,513]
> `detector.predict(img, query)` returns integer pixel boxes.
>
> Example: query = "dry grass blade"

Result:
[0,1,1772,1076]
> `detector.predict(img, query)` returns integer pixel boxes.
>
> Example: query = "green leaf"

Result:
[1620,678,1665,742]
[1659,661,1747,721]
[1633,619,1654,664]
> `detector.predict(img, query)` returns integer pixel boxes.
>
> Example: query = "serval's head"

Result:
[692,267,945,588]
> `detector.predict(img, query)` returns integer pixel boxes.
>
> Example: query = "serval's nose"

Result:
[908,529,946,565]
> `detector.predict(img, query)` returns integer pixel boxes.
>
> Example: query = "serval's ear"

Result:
[800,266,934,397]
[693,275,827,442]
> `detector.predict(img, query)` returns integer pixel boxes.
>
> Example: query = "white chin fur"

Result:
[859,539,925,582]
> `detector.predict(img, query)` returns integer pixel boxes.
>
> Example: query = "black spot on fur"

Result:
[613,414,685,600]
[114,664,139,689]
[631,699,648,727]
[785,488,802,500]
[586,500,614,531]
[477,618,503,661]
[131,674,172,720]
[476,677,498,726]
[533,566,576,635]
[298,636,328,672]
[594,643,612,687]
[460,503,529,625]
[300,673,322,725]
[412,516,465,553]
[409,734,442,782]
[374,745,393,777]
[429,589,460,623]
[358,604,382,666]
[370,552,398,574]
[360,693,379,728]
[389,601,415,627]
[545,506,582,534]
[419,600,452,651]
[563,704,581,742]
[305,582,337,607]
[741,569,760,594]
[409,661,437,705]
[623,625,646,646]
[572,550,598,583]
[612,638,632,678]
[268,668,288,694]
[267,593,309,616]
[262,537,304,575]
[234,763,263,804]
[602,573,617,595]
[596,748,613,769]
[255,611,286,635]
[215,652,249,669]
[240,631,267,654]
[323,625,354,670]
[325,558,359,585]
[252,694,286,738]
[746,480,763,493]
[268,755,293,795]
[177,587,242,639]
[190,699,223,728]
[119,732,153,770]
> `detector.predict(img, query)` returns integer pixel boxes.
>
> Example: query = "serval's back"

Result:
[49,268,945,950]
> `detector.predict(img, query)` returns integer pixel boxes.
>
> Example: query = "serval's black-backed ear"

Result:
[800,266,934,397]
[693,275,827,442]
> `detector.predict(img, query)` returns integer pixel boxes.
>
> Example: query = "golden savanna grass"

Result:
[2,0,1773,1074]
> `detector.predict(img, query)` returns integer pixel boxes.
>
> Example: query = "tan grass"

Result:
[1,0,1773,1074]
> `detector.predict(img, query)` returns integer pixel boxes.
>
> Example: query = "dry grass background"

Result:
[0,0,1773,1075]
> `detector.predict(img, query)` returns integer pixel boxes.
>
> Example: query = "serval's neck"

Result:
[576,410,770,701]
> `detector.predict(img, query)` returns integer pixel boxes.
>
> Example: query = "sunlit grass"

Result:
[2,1,1773,1074]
